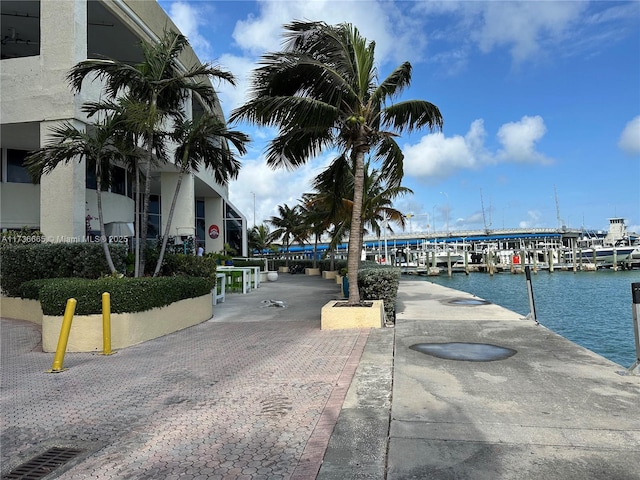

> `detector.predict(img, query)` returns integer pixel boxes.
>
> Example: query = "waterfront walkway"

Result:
[2,274,639,479]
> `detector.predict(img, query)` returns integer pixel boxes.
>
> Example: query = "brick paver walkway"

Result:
[1,275,368,479]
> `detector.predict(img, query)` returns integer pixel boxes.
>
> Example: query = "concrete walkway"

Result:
[2,274,639,479]
[320,279,640,479]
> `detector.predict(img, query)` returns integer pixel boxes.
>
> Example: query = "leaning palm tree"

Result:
[24,117,128,274]
[153,114,248,276]
[231,21,443,303]
[67,29,237,276]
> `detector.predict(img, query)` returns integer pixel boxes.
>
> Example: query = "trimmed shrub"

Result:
[22,276,216,315]
[357,263,401,322]
[0,242,127,297]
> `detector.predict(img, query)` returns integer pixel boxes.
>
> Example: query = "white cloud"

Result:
[231,0,423,66]
[618,116,640,156]
[164,1,213,59]
[473,2,585,63]
[228,152,333,226]
[519,210,543,229]
[496,116,552,164]
[404,116,551,181]
[404,119,487,179]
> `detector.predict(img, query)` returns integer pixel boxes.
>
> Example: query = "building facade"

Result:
[0,0,247,255]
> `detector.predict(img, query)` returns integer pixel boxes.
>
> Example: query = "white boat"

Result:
[565,218,637,266]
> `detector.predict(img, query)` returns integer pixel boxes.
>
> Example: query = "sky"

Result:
[156,0,640,235]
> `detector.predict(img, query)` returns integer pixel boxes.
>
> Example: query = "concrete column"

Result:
[39,120,87,240]
[41,0,88,118]
[160,172,195,240]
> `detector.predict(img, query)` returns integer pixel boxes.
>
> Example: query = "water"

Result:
[412,269,640,368]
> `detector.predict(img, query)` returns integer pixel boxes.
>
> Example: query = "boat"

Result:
[565,218,637,267]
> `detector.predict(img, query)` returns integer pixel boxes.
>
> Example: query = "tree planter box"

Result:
[305,268,320,276]
[0,297,43,324]
[279,266,289,273]
[41,294,212,352]
[321,299,384,330]
[322,270,337,280]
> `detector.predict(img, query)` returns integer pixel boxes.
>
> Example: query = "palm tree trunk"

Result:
[139,94,158,276]
[139,142,153,276]
[347,149,366,304]
[154,168,185,276]
[95,164,117,274]
[134,161,141,278]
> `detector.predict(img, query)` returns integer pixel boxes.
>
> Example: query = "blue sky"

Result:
[157,0,640,235]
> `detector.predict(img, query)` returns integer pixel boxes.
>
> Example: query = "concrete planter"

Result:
[41,294,212,352]
[267,271,279,282]
[1,294,213,352]
[335,274,343,285]
[322,270,337,280]
[321,299,384,330]
[278,266,289,273]
[0,297,43,324]
[305,268,321,276]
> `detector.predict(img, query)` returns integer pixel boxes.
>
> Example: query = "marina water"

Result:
[415,269,640,368]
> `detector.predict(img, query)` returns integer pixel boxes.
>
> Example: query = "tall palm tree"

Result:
[268,204,306,267]
[25,117,128,274]
[153,114,249,276]
[231,21,443,303]
[67,29,237,276]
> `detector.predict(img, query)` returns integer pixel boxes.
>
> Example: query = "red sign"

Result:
[208,224,219,239]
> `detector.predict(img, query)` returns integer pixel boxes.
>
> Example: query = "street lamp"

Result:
[440,192,449,234]
[251,192,256,227]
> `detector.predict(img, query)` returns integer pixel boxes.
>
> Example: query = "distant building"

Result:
[0,0,247,255]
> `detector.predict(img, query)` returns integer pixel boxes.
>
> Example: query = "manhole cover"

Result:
[447,298,491,306]
[410,342,517,361]
[3,447,83,479]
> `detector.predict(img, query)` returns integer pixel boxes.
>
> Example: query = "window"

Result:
[111,166,126,195]
[195,199,205,249]
[6,149,33,183]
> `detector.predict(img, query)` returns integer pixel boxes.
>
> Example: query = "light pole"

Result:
[251,192,256,227]
[440,192,449,234]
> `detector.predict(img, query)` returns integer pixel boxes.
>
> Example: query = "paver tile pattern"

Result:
[1,275,364,479]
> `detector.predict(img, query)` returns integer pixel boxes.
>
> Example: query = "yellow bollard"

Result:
[48,298,77,373]
[101,292,115,355]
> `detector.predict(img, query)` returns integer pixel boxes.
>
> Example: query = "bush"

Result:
[357,263,401,322]
[158,253,217,278]
[22,276,216,315]
[0,242,127,297]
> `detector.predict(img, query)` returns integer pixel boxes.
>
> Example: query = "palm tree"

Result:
[25,117,128,274]
[299,193,330,269]
[67,29,237,276]
[249,223,276,256]
[231,21,443,303]
[268,204,306,267]
[153,114,249,276]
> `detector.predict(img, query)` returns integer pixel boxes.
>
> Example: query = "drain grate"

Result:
[2,447,83,480]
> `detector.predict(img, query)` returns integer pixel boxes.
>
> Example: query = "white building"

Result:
[0,0,247,255]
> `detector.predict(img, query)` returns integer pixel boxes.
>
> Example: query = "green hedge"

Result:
[21,276,216,315]
[0,243,127,297]
[357,263,401,322]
